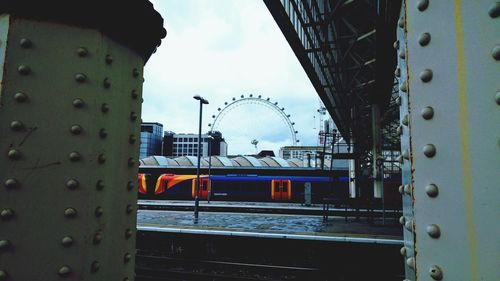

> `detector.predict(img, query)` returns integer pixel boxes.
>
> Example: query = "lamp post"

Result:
[193,95,209,221]
[207,135,214,203]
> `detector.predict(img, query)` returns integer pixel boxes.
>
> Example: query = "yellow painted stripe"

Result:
[453,1,478,280]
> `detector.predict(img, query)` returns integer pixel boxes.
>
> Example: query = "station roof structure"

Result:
[264,0,402,158]
[139,156,311,168]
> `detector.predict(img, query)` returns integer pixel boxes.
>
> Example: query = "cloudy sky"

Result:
[142,0,328,155]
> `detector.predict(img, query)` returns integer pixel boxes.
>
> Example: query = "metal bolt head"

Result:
[420,69,433,82]
[394,67,400,77]
[75,73,86,82]
[489,2,500,18]
[399,81,408,93]
[14,92,28,102]
[425,183,439,197]
[398,50,405,59]
[7,149,21,160]
[400,246,407,256]
[124,253,132,263]
[399,216,405,225]
[398,18,405,28]
[10,120,24,131]
[427,224,441,238]
[61,236,74,247]
[132,68,140,77]
[429,265,443,280]
[64,207,77,218]
[406,257,416,269]
[397,125,403,136]
[101,103,109,113]
[125,228,133,239]
[105,54,113,64]
[405,219,414,231]
[91,261,100,273]
[96,180,105,190]
[18,65,31,75]
[393,40,399,50]
[130,112,138,121]
[404,184,412,194]
[1,208,14,220]
[402,114,409,126]
[93,232,103,244]
[417,0,429,11]
[95,207,103,217]
[127,181,135,191]
[66,179,79,189]
[58,265,71,277]
[128,158,136,167]
[69,152,81,162]
[129,135,136,144]
[4,178,18,189]
[421,106,434,120]
[492,45,500,60]
[99,128,108,139]
[77,47,88,57]
[495,91,500,105]
[0,239,11,250]
[396,96,401,106]
[72,98,84,108]
[103,78,111,88]
[98,154,106,164]
[418,32,431,46]
[402,149,410,160]
[398,185,403,194]
[70,125,82,135]
[131,90,138,99]
[20,38,32,48]
[126,205,133,214]
[423,144,436,157]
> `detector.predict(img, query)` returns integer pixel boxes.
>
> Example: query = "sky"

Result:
[142,0,327,155]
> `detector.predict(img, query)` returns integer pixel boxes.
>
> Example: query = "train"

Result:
[138,172,402,207]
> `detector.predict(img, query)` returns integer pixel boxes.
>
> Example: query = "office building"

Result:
[163,130,227,157]
[140,122,163,159]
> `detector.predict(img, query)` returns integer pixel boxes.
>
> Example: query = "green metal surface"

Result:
[0,16,144,280]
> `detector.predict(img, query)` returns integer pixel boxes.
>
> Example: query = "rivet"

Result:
[101,103,109,113]
[4,178,18,189]
[398,50,405,59]
[495,91,500,105]
[406,257,416,269]
[99,128,108,139]
[98,154,106,164]
[103,77,111,88]
[397,125,403,136]
[131,90,138,99]
[423,144,436,157]
[72,98,84,108]
[10,120,24,131]
[417,0,429,11]
[418,32,431,46]
[77,47,88,57]
[397,155,404,164]
[393,40,399,50]
[125,228,133,239]
[18,65,31,75]
[402,114,409,126]
[95,207,103,217]
[425,183,439,197]
[127,181,135,191]
[7,149,21,160]
[132,68,139,78]
[0,240,11,250]
[75,73,87,82]
[398,18,405,28]
[429,265,443,280]
[421,106,434,120]
[93,232,103,244]
[123,278,130,281]
[91,261,100,273]
[66,179,79,189]
[70,125,82,135]
[404,184,412,194]
[402,149,410,160]
[426,224,441,238]
[128,158,136,167]
[20,38,32,48]
[0,271,7,280]
[492,45,500,60]
[124,253,132,263]
[96,180,105,190]
[405,219,414,231]
[58,265,71,277]
[489,2,500,18]
[61,236,74,247]
[1,209,15,220]
[126,204,133,214]
[399,81,407,92]
[14,92,28,102]
[419,69,433,82]
[399,216,405,225]
[394,67,400,77]
[396,96,401,106]
[64,207,77,218]
[398,185,403,194]
[399,246,407,256]
[105,55,113,64]
[130,112,138,121]
[129,135,136,144]
[69,152,81,162]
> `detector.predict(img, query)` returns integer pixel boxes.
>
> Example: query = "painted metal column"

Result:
[0,2,165,280]
[372,104,383,198]
[398,1,499,280]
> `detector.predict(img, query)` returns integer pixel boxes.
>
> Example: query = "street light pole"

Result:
[193,95,209,221]
[207,135,214,203]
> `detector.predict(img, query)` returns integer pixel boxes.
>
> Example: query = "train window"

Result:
[282,185,288,192]
[275,186,279,192]
[202,185,207,191]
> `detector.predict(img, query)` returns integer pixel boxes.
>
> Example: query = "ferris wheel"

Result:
[208,94,299,146]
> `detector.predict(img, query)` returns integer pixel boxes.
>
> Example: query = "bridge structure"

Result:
[0,1,498,281]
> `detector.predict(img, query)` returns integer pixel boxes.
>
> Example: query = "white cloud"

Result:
[143,0,326,155]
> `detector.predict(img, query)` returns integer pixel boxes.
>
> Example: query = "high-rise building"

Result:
[140,122,163,159]
[163,131,227,157]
